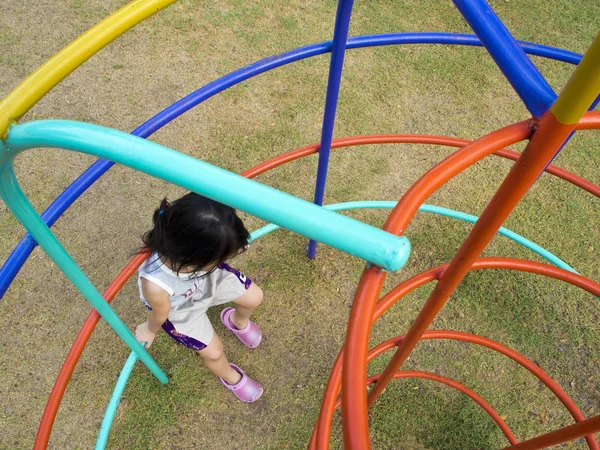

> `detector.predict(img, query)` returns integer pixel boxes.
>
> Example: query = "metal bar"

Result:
[366,372,517,445]
[95,350,141,450]
[239,133,600,197]
[540,33,600,175]
[34,253,148,450]
[251,201,582,277]
[453,0,556,117]
[366,30,600,431]
[0,33,588,299]
[315,259,600,449]
[307,0,355,259]
[335,122,535,445]
[0,0,178,137]
[0,162,168,384]
[552,33,600,125]
[503,415,600,450]
[3,120,411,272]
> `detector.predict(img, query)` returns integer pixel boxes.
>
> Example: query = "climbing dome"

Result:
[0,0,599,448]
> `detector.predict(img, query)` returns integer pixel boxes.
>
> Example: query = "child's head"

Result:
[142,193,249,275]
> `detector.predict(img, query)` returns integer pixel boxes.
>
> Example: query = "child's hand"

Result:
[135,322,157,348]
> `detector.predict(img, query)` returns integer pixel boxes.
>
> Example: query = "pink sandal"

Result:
[220,364,263,403]
[220,307,262,348]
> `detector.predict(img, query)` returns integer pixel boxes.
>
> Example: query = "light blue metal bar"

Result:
[0,156,168,384]
[95,348,141,450]
[251,201,580,275]
[3,120,410,272]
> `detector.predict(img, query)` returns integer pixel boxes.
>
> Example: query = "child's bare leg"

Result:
[198,334,241,385]
[230,283,263,330]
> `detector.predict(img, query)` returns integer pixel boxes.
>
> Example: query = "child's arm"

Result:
[135,278,171,348]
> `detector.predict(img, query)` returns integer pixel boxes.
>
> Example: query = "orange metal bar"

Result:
[341,122,532,449]
[335,371,518,446]
[34,252,149,450]
[383,121,534,235]
[242,131,600,199]
[503,415,600,450]
[367,113,583,411]
[495,148,600,198]
[340,266,386,449]
[316,329,600,450]
[314,258,600,449]
[577,111,600,129]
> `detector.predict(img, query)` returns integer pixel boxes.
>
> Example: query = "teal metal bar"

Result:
[95,348,141,450]
[0,158,168,384]
[250,201,580,275]
[418,203,578,273]
[2,120,410,272]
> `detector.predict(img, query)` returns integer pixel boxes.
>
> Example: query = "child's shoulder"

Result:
[140,276,170,296]
[140,252,162,275]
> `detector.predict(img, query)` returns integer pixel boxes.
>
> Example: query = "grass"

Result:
[0,0,599,449]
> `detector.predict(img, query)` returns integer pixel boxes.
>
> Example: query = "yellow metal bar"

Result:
[0,0,178,138]
[551,32,600,125]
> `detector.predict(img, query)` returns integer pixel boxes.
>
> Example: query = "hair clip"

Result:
[159,209,164,216]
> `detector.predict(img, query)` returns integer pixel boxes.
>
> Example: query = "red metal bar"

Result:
[340,266,386,449]
[577,110,600,129]
[342,121,533,449]
[241,134,471,179]
[315,330,600,450]
[381,111,599,238]
[313,258,600,449]
[383,121,533,235]
[311,267,441,450]
[34,252,149,450]
[495,148,600,198]
[334,371,518,445]
[368,113,581,410]
[243,133,600,198]
[503,415,600,450]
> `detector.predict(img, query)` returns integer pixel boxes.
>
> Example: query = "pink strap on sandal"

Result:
[220,364,263,403]
[220,307,262,348]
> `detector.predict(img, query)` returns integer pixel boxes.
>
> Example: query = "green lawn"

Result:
[0,0,599,449]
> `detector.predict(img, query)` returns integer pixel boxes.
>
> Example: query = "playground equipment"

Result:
[0,0,599,448]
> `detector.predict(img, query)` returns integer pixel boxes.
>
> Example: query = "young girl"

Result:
[135,193,264,403]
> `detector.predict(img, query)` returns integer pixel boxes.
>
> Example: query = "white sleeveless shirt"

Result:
[137,252,251,345]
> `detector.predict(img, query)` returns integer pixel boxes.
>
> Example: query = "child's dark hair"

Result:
[142,193,249,275]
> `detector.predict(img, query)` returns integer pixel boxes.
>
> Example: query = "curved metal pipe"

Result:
[0,33,589,298]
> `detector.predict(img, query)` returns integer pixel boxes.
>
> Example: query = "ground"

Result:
[0,0,599,449]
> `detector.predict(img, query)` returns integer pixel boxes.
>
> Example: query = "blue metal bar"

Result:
[307,0,355,259]
[453,0,557,117]
[0,32,587,298]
